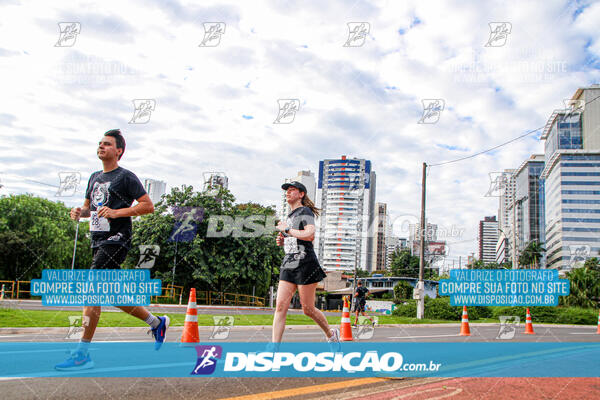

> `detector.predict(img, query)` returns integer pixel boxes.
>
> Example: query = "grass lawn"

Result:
[0,308,463,328]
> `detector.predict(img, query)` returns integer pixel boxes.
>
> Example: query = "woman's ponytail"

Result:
[301,193,320,217]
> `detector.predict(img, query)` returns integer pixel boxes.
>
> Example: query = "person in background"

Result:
[353,280,375,327]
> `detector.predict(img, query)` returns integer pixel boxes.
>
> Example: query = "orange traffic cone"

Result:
[524,308,535,334]
[340,296,353,341]
[459,306,470,336]
[596,310,600,334]
[181,288,200,345]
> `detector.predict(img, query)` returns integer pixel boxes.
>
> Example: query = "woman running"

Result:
[273,181,340,346]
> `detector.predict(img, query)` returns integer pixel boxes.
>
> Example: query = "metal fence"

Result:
[0,280,15,299]
[150,284,184,304]
[196,291,265,307]
[0,280,266,307]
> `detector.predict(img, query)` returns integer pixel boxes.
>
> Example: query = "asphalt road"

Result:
[1,324,599,343]
[1,324,599,399]
[2,301,599,399]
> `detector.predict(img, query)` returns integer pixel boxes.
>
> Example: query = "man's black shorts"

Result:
[355,299,366,312]
[91,245,128,269]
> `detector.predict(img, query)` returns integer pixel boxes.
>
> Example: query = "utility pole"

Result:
[416,162,427,319]
[511,194,518,269]
[352,262,358,311]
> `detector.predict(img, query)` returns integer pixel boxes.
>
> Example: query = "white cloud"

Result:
[0,0,598,264]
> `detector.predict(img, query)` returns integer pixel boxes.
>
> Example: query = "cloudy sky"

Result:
[1,0,599,267]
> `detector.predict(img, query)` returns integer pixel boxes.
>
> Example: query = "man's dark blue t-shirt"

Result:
[85,167,146,249]
[355,286,369,299]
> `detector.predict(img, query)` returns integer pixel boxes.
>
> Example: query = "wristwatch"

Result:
[284,227,290,234]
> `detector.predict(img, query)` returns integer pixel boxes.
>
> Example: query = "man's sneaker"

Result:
[327,328,341,352]
[55,350,94,371]
[149,315,170,350]
[351,323,357,328]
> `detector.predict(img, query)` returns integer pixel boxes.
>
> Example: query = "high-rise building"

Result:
[280,170,317,220]
[371,202,388,271]
[202,172,228,194]
[143,179,167,205]
[514,154,546,267]
[496,169,516,264]
[495,229,509,265]
[408,221,438,255]
[479,216,499,265]
[386,237,407,268]
[316,156,376,272]
[540,85,600,270]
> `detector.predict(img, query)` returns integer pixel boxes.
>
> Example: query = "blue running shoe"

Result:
[55,350,94,371]
[149,315,170,350]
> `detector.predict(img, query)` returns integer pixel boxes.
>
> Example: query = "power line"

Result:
[429,127,543,167]
[429,93,600,167]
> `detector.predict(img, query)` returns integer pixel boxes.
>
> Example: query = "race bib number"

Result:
[89,211,110,232]
[284,236,299,254]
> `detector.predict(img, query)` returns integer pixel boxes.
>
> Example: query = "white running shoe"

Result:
[327,328,341,352]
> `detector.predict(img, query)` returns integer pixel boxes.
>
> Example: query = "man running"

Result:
[352,280,375,327]
[55,129,169,371]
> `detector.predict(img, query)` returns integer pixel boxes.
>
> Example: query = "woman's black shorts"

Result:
[279,259,327,285]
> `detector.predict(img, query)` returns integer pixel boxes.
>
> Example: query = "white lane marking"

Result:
[570,332,598,335]
[0,335,39,338]
[0,377,33,381]
[2,361,193,378]
[0,342,140,354]
[0,349,69,355]
[387,334,461,339]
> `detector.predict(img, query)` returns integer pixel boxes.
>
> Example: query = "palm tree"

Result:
[563,266,600,308]
[518,240,546,269]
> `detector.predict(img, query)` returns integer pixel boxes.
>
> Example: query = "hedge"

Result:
[392,297,597,324]
[392,297,492,320]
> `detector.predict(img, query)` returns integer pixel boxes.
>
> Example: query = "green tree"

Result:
[124,185,283,298]
[519,240,546,268]
[389,249,435,278]
[433,272,450,281]
[355,268,370,278]
[0,194,92,281]
[393,280,413,301]
[583,257,599,271]
[561,265,600,308]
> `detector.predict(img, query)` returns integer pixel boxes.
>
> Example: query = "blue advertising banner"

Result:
[30,269,162,306]
[1,342,598,378]
[438,269,570,306]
